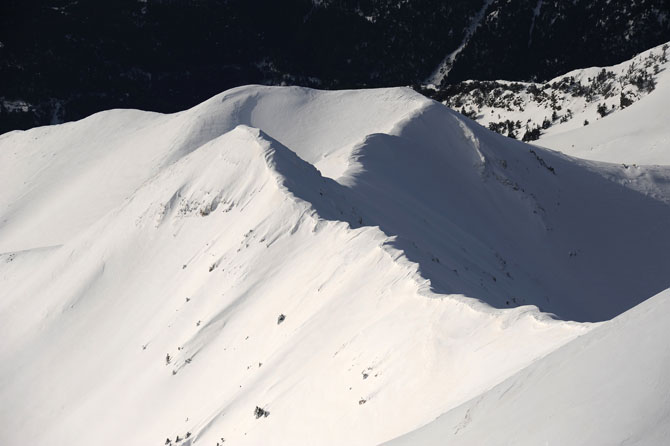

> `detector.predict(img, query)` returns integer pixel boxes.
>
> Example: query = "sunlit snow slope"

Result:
[386,287,670,446]
[1,86,669,446]
[538,44,670,165]
[442,42,670,165]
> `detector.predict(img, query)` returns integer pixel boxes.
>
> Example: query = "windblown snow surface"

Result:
[1,85,669,446]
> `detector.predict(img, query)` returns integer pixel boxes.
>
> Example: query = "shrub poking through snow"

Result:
[597,102,609,117]
[522,126,541,142]
[428,45,668,141]
[620,92,634,109]
[254,406,270,418]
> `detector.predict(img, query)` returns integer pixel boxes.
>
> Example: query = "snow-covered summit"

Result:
[1,85,669,445]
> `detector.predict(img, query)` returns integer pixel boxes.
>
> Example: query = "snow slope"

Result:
[0,86,425,252]
[385,287,670,446]
[440,42,670,165]
[538,47,670,165]
[1,85,669,445]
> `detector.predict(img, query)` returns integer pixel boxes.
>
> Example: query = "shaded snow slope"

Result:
[1,86,669,445]
[338,103,670,322]
[385,287,670,446]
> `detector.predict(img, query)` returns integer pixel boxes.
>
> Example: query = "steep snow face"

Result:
[0,86,669,446]
[339,102,670,322]
[385,288,670,446]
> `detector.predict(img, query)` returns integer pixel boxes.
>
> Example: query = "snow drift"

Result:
[1,85,669,445]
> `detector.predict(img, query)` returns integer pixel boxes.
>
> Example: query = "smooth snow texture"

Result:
[385,288,670,446]
[1,85,669,445]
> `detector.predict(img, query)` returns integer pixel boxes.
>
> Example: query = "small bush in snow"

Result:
[597,102,609,117]
[620,92,633,109]
[522,126,541,142]
[254,406,270,418]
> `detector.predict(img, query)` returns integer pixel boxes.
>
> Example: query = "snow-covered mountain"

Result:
[4,0,670,135]
[1,85,669,445]
[386,287,670,446]
[433,41,670,164]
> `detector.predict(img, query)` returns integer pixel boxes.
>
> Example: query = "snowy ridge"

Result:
[439,41,670,164]
[1,85,669,445]
[332,100,670,322]
[537,42,670,165]
[0,86,426,252]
